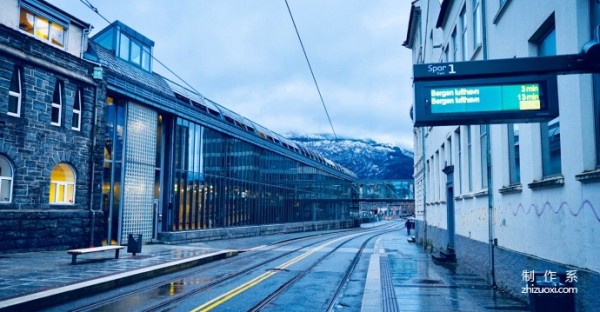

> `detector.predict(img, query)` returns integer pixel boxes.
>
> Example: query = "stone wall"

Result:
[158,219,357,244]
[0,24,105,252]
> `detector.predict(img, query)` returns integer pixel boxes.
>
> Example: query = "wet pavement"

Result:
[365,226,529,312]
[0,221,529,311]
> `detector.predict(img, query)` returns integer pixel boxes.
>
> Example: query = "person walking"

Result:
[405,218,411,235]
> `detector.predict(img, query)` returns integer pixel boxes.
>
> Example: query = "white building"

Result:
[404,0,599,310]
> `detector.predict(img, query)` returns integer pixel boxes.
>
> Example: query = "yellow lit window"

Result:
[50,23,64,47]
[18,8,65,49]
[35,15,49,41]
[49,163,76,204]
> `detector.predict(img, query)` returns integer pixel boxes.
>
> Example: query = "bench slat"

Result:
[67,246,125,264]
[67,246,124,254]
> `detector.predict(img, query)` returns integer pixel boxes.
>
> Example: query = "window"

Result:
[119,33,130,60]
[593,74,600,168]
[537,26,561,177]
[51,81,63,126]
[72,88,82,131]
[592,2,600,168]
[435,151,440,200]
[508,124,520,184]
[118,32,151,71]
[443,45,449,62]
[451,28,457,62]
[472,0,482,49]
[467,126,473,192]
[426,159,431,201]
[49,163,75,204]
[19,8,65,48]
[456,128,462,194]
[480,125,488,188]
[131,41,141,65]
[8,67,22,117]
[142,46,151,71]
[0,156,13,203]
[447,137,453,166]
[460,6,469,61]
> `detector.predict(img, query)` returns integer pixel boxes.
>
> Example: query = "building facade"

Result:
[0,0,357,253]
[405,0,599,310]
[0,0,102,252]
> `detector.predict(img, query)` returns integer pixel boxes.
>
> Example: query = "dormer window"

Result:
[19,8,65,48]
[118,32,151,71]
[91,21,154,72]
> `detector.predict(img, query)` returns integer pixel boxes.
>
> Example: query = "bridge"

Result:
[352,180,415,218]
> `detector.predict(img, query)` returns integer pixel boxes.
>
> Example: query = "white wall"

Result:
[411,0,600,273]
[0,0,87,57]
[0,0,19,29]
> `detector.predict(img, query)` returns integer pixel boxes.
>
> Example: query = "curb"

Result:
[0,250,238,311]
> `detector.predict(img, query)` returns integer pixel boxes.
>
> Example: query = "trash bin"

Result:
[528,272,575,312]
[127,233,142,256]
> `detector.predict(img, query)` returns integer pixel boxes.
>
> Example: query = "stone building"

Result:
[0,0,357,252]
[0,0,103,252]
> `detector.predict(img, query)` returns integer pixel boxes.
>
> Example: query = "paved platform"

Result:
[362,226,530,312]
[0,221,529,311]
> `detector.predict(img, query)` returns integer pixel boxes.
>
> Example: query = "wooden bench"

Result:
[67,245,124,264]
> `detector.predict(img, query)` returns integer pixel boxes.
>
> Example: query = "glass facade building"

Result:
[101,95,355,244]
[93,21,356,244]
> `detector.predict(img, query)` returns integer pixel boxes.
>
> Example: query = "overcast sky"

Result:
[49,0,414,148]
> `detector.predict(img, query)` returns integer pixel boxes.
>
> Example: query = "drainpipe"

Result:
[83,24,100,247]
[80,25,93,59]
[88,64,104,247]
[481,0,496,288]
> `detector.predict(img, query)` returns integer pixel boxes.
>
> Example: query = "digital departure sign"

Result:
[413,75,558,126]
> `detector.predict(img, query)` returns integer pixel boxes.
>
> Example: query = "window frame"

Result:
[467,126,473,192]
[472,0,482,50]
[451,27,458,62]
[456,128,462,194]
[8,67,22,117]
[480,124,488,189]
[51,81,63,126]
[536,26,561,178]
[49,163,76,205]
[18,8,66,49]
[0,155,14,204]
[72,88,82,131]
[118,32,151,71]
[507,123,521,185]
[595,73,600,169]
[460,5,469,61]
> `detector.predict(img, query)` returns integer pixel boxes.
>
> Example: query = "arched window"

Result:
[49,163,75,204]
[0,156,13,203]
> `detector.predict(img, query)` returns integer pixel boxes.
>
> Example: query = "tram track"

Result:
[247,226,394,312]
[66,223,396,312]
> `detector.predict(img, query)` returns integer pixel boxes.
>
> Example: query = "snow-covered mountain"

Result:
[287,133,414,180]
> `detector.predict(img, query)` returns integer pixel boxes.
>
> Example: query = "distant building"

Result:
[404,0,599,310]
[0,0,357,252]
[355,180,414,218]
